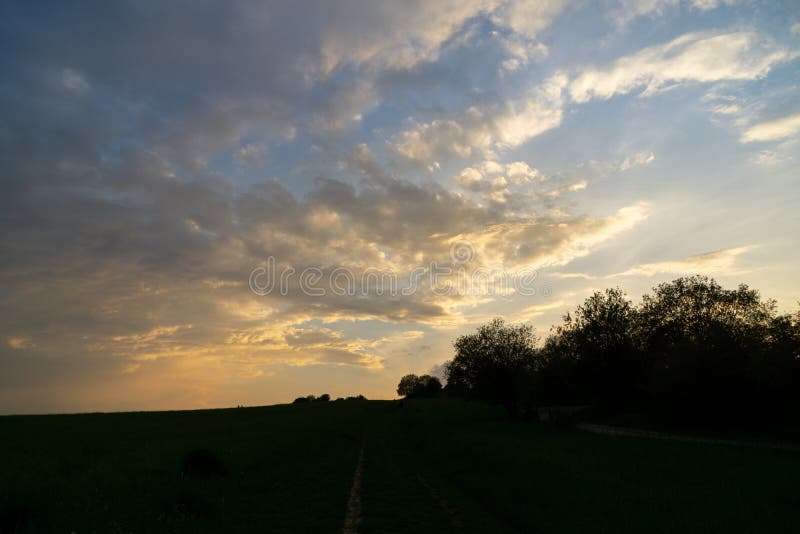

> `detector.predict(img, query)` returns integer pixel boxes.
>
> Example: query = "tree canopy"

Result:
[445,318,538,417]
[397,374,442,398]
[435,277,800,424]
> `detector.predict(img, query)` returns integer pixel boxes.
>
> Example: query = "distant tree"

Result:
[397,374,418,397]
[397,374,442,398]
[445,318,537,416]
[293,394,326,404]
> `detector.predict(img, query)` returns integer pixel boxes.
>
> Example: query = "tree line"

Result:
[400,276,800,424]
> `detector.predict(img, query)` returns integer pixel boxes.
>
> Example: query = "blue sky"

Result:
[1,0,799,413]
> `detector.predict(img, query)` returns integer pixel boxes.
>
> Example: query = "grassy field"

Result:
[1,399,798,533]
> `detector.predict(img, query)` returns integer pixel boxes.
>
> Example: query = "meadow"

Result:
[1,399,798,533]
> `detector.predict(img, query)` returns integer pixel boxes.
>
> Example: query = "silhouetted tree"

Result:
[636,276,780,422]
[292,394,332,404]
[756,311,800,418]
[416,277,799,426]
[539,288,642,405]
[397,374,442,398]
[445,318,537,416]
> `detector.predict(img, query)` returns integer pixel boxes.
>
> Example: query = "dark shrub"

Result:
[181,449,227,478]
[0,501,32,533]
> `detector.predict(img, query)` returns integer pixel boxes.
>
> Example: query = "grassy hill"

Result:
[1,399,798,533]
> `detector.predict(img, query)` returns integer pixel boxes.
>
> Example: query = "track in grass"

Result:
[416,472,463,529]
[576,423,800,450]
[342,436,365,534]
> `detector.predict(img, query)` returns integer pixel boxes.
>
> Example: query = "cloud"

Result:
[455,203,649,270]
[619,150,655,171]
[495,33,549,72]
[503,161,543,183]
[609,0,679,26]
[457,160,560,206]
[489,0,571,39]
[390,73,567,163]
[284,327,381,366]
[749,149,791,165]
[317,0,569,73]
[58,68,90,94]
[316,0,490,72]
[543,180,587,197]
[747,138,797,165]
[609,0,738,26]
[690,0,738,11]
[740,113,800,143]
[1,132,648,396]
[2,0,573,178]
[569,32,794,103]
[7,337,35,350]
[457,167,489,190]
[235,143,269,168]
[516,300,568,321]
[710,103,741,115]
[474,160,543,184]
[613,246,752,277]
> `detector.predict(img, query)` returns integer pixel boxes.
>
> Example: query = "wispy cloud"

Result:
[570,32,794,103]
[619,151,655,171]
[613,246,753,277]
[740,113,800,143]
[609,0,739,27]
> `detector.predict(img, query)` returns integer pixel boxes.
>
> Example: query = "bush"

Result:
[181,449,227,478]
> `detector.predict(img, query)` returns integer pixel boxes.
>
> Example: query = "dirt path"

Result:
[342,437,366,534]
[575,423,800,451]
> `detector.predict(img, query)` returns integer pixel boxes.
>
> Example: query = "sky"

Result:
[1,0,799,414]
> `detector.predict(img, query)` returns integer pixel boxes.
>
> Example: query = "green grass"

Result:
[1,399,798,533]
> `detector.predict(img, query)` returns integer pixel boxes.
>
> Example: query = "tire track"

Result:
[576,423,800,451]
[416,472,463,529]
[342,437,366,534]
